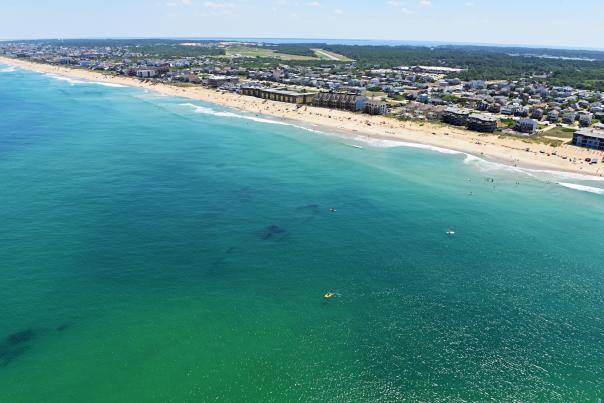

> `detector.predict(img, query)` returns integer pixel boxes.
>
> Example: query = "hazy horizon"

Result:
[3,36,604,53]
[2,0,603,50]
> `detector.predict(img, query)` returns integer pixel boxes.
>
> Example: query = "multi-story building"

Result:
[135,69,157,78]
[516,118,538,134]
[572,129,604,150]
[547,110,560,123]
[531,108,544,120]
[441,107,470,126]
[488,103,502,114]
[417,93,430,104]
[476,100,490,111]
[312,92,367,111]
[579,113,593,127]
[466,114,498,133]
[563,111,576,124]
[207,75,239,88]
[240,86,317,104]
[364,98,388,115]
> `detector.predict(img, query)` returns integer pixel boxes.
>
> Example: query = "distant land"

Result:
[2,36,604,52]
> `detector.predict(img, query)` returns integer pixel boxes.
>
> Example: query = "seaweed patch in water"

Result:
[56,322,73,332]
[261,225,286,240]
[234,186,253,202]
[297,204,321,214]
[212,247,238,266]
[0,329,35,367]
[7,329,34,345]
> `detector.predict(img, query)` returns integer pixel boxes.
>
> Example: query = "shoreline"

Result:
[2,55,604,178]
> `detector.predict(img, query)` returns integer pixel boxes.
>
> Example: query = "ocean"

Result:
[1,65,603,402]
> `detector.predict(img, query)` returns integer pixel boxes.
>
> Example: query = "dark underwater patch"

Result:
[7,329,34,345]
[56,322,73,332]
[297,203,321,213]
[0,345,28,368]
[234,186,252,202]
[0,329,35,368]
[261,225,286,240]
[212,246,238,267]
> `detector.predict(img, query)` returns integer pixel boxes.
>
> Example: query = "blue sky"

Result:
[2,0,603,49]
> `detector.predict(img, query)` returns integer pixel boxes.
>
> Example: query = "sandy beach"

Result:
[2,55,604,178]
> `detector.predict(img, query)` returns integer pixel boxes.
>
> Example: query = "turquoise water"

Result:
[1,65,603,402]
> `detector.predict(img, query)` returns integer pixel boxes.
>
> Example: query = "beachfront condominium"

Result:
[364,98,388,115]
[313,92,367,112]
[239,86,317,105]
[441,107,470,126]
[466,114,498,133]
[572,128,604,150]
[516,119,538,135]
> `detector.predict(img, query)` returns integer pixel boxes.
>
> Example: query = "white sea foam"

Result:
[355,136,462,155]
[0,66,17,73]
[178,102,604,187]
[364,138,604,187]
[462,152,604,183]
[46,74,88,85]
[558,183,604,194]
[92,82,128,88]
[45,74,127,87]
[463,153,531,175]
[179,103,324,133]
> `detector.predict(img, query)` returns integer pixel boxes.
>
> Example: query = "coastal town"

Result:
[2,39,604,156]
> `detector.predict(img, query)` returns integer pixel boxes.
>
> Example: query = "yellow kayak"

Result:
[324,292,334,300]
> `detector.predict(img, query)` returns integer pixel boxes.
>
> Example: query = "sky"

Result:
[1,0,603,49]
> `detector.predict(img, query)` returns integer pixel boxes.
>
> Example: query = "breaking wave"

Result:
[0,66,17,73]
[46,74,127,87]
[180,102,603,193]
[179,103,324,133]
[463,153,604,182]
[558,183,604,194]
[354,136,462,155]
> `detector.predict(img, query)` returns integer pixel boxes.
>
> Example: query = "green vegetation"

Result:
[499,118,516,128]
[134,45,224,58]
[311,48,352,62]
[225,45,316,61]
[441,95,463,104]
[13,38,604,90]
[223,44,350,62]
[322,44,604,90]
[498,134,565,147]
[544,126,577,139]
[271,44,317,57]
[365,90,387,98]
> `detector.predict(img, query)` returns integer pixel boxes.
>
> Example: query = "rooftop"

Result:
[242,86,316,97]
[444,106,470,115]
[575,128,604,140]
[468,113,497,122]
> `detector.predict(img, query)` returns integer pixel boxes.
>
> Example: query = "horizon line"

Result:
[2,35,604,52]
